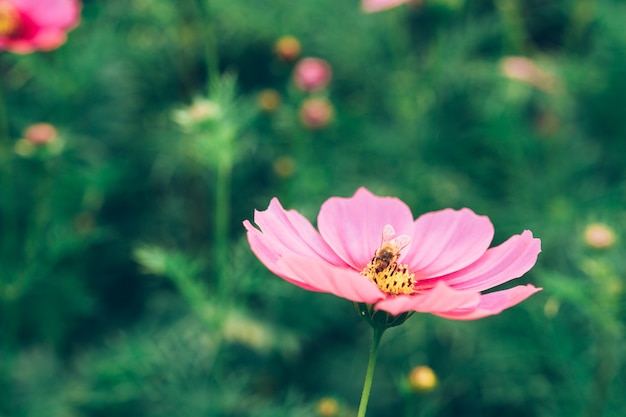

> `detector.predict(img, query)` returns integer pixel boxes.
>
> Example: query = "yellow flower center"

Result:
[0,1,20,37]
[361,227,415,295]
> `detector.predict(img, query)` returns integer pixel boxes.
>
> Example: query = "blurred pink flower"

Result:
[362,0,421,13]
[293,57,332,92]
[0,0,81,54]
[500,56,557,93]
[299,97,334,129]
[23,122,57,145]
[244,188,542,320]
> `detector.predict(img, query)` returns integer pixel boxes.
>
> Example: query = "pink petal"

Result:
[433,284,542,320]
[0,39,35,54]
[317,187,415,270]
[361,0,408,13]
[403,208,494,278]
[244,221,321,292]
[431,230,541,292]
[250,198,348,267]
[374,281,480,316]
[28,30,67,50]
[277,256,386,304]
[12,0,81,29]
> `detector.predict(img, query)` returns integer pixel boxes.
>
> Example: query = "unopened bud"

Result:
[408,365,438,392]
[543,297,560,318]
[299,97,333,129]
[23,123,58,146]
[316,397,339,417]
[273,156,296,178]
[257,89,281,112]
[583,223,616,250]
[274,35,301,62]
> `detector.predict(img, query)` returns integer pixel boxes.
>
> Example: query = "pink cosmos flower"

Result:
[361,0,421,13]
[244,188,542,320]
[0,0,81,54]
[293,57,332,92]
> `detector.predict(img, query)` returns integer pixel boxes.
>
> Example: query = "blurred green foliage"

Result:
[2,0,626,416]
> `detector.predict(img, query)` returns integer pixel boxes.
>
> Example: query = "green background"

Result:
[2,0,625,416]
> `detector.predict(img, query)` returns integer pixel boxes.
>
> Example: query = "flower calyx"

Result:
[354,302,413,329]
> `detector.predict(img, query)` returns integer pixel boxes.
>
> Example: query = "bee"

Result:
[371,225,410,274]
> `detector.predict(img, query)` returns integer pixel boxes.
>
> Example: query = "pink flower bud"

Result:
[583,223,616,250]
[408,366,438,392]
[23,123,58,145]
[293,58,332,92]
[299,98,333,129]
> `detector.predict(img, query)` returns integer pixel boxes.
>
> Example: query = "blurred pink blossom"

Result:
[0,0,81,54]
[583,223,616,250]
[361,0,421,13]
[23,122,57,145]
[244,188,542,320]
[299,97,333,129]
[293,57,332,92]
[500,56,557,93]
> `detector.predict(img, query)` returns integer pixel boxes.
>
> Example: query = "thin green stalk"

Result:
[585,331,617,417]
[194,0,228,291]
[0,80,14,352]
[357,325,386,417]
[494,0,529,54]
[564,0,594,50]
[0,79,8,146]
[196,0,220,89]
[0,75,15,272]
[214,159,231,293]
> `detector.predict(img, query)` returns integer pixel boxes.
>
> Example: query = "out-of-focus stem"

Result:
[196,0,220,89]
[0,80,8,147]
[214,159,231,294]
[494,0,528,53]
[585,331,617,417]
[565,0,594,49]
[0,80,15,352]
[0,77,14,270]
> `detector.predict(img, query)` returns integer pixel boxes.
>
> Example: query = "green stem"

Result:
[564,0,594,50]
[585,333,614,417]
[214,160,231,293]
[493,0,529,54]
[0,79,8,146]
[357,325,385,417]
[196,0,220,89]
[0,77,15,352]
[0,72,14,269]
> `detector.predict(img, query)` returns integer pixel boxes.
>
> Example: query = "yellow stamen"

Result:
[0,1,20,37]
[361,257,415,295]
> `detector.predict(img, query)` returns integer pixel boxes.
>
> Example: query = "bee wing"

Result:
[381,224,396,243]
[388,235,411,253]
[382,225,410,253]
